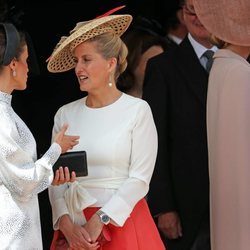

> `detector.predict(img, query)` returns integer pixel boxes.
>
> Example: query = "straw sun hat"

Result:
[193,0,250,47]
[47,10,132,73]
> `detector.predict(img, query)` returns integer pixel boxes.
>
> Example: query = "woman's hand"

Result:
[52,166,76,185]
[59,215,100,250]
[83,213,104,243]
[54,124,80,153]
[67,225,99,250]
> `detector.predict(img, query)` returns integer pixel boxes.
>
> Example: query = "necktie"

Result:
[203,50,214,72]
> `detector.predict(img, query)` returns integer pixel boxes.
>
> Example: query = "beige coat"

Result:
[207,49,250,250]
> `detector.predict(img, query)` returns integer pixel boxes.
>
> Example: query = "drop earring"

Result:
[12,69,17,77]
[108,74,113,87]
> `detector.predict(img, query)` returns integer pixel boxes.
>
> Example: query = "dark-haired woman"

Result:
[0,23,79,249]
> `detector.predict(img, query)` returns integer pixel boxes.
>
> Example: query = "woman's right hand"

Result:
[67,225,99,250]
[59,215,99,250]
[54,124,80,153]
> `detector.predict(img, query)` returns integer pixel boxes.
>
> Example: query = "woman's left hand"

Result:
[52,166,76,185]
[84,214,104,243]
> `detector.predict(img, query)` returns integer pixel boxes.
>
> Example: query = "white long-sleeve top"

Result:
[0,91,61,250]
[49,93,158,228]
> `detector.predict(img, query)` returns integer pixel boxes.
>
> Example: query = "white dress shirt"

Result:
[188,33,217,69]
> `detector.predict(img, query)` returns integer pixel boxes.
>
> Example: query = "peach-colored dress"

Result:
[207,49,250,250]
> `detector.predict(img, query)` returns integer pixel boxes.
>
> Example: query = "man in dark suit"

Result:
[142,0,217,249]
[164,0,188,46]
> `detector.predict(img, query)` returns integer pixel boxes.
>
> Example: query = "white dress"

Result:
[49,93,158,228]
[0,91,61,249]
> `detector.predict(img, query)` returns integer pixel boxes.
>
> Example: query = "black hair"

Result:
[0,0,40,75]
[131,16,167,37]
[0,22,20,65]
[164,0,185,31]
[0,22,26,68]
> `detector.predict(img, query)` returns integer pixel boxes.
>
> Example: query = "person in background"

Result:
[0,22,79,249]
[193,1,250,250]
[142,0,217,249]
[47,9,165,250]
[165,1,188,46]
[117,16,169,98]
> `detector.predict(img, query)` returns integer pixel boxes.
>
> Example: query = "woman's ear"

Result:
[9,58,17,71]
[108,57,117,72]
[8,59,17,78]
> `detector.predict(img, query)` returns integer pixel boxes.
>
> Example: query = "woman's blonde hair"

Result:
[209,34,230,49]
[89,32,128,81]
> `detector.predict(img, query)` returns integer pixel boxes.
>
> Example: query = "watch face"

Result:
[102,214,110,223]
[97,210,110,225]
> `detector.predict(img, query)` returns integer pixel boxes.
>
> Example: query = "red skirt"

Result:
[51,198,166,250]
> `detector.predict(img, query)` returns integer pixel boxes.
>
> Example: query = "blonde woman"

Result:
[47,10,165,250]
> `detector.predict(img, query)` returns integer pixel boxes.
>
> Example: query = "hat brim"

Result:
[193,0,250,47]
[47,14,132,73]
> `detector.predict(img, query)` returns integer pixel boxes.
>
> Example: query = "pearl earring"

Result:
[12,69,17,77]
[108,74,113,87]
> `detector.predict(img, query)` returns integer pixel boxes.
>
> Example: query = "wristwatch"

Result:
[96,210,110,225]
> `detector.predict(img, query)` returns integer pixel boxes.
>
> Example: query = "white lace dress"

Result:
[0,91,61,249]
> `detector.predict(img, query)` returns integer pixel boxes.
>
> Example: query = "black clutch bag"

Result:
[53,151,88,177]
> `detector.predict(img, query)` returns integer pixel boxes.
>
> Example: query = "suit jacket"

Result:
[143,36,210,250]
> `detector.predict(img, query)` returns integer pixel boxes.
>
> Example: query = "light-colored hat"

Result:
[47,11,132,73]
[193,0,250,46]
